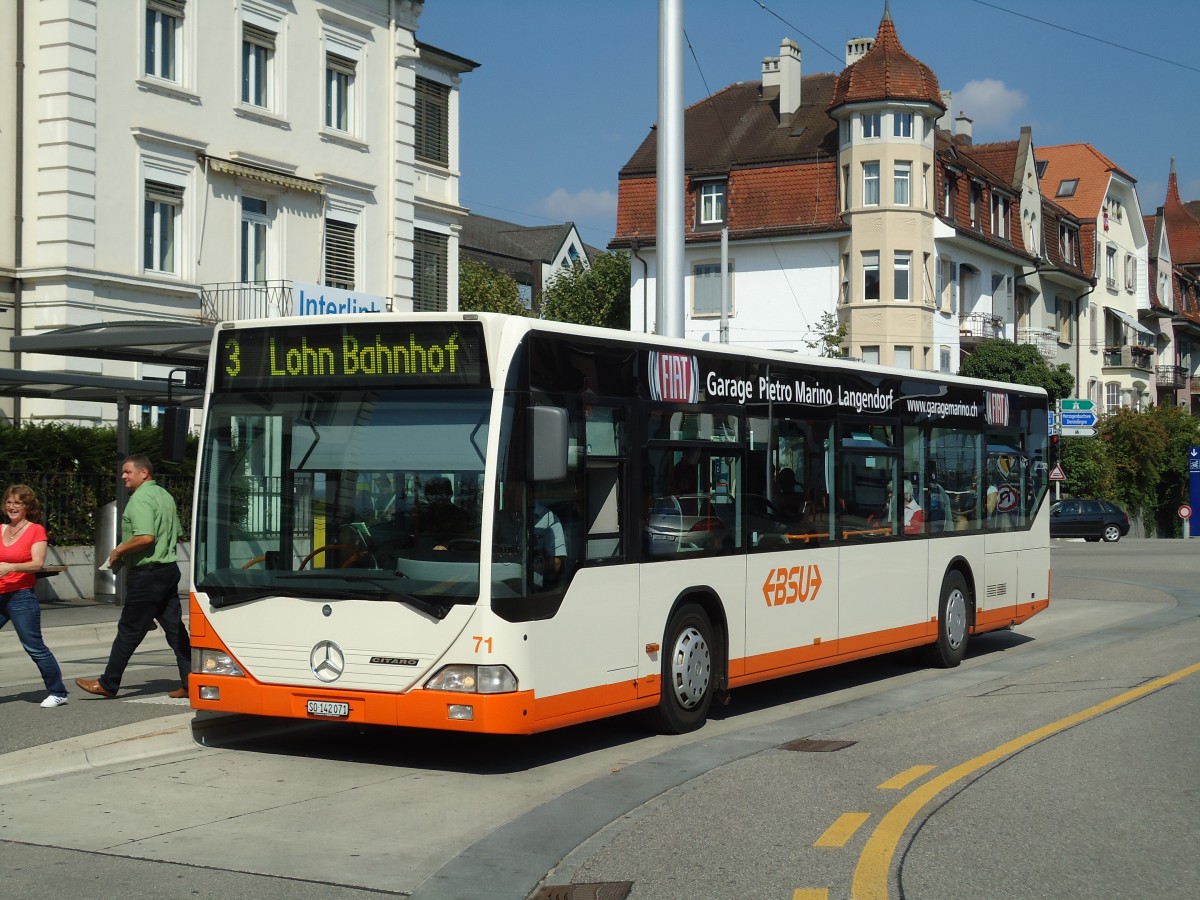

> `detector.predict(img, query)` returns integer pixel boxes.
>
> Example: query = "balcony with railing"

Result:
[1017,327,1059,362]
[200,280,294,324]
[959,312,1003,343]
[1155,365,1187,389]
[1102,345,1153,373]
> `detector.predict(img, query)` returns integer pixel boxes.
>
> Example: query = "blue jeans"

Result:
[0,588,68,697]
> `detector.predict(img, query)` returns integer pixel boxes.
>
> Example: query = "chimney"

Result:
[778,39,801,116]
[955,111,973,145]
[845,37,873,67]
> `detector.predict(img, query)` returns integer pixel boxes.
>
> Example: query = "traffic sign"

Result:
[1061,426,1095,437]
[1049,463,1067,482]
[1059,399,1095,412]
[1180,504,1192,520]
[1061,411,1097,428]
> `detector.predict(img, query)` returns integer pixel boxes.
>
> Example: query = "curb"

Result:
[0,712,198,788]
[0,710,293,789]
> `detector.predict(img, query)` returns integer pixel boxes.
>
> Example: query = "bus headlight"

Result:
[192,648,245,677]
[425,664,517,693]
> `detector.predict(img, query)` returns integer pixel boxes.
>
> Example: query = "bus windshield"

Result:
[195,388,491,608]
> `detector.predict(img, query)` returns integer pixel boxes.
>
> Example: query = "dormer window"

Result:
[1059,223,1080,266]
[698,180,727,225]
[861,112,881,139]
[991,194,1010,240]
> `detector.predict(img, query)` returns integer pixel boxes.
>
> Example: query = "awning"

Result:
[0,369,203,407]
[205,156,325,194]
[1106,307,1153,337]
[11,321,214,368]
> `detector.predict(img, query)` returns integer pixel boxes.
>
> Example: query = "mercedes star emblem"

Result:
[310,640,345,683]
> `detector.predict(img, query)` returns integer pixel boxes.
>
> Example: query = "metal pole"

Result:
[657,0,684,338]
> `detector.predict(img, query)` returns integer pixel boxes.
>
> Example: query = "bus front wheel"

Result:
[654,603,715,734]
[925,570,970,668]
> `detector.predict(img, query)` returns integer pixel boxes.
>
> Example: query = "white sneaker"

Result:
[40,695,69,708]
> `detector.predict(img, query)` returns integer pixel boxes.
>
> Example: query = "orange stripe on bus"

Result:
[188,606,1046,735]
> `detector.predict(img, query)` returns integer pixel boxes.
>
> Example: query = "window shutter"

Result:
[244,23,276,50]
[323,219,356,290]
[413,229,448,311]
[415,77,449,166]
[145,180,183,206]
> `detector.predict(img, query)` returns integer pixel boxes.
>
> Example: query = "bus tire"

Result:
[925,570,969,668]
[654,603,715,734]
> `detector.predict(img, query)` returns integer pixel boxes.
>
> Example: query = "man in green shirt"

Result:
[76,454,191,699]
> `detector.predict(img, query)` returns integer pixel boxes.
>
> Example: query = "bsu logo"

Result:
[762,564,823,607]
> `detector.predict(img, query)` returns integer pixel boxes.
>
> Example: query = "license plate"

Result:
[306,700,350,718]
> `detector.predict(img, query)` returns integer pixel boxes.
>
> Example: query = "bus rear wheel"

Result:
[653,603,715,734]
[924,570,969,668]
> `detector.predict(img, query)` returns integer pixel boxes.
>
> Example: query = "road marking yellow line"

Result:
[815,811,871,847]
[877,764,935,790]
[851,660,1200,900]
[792,890,829,900]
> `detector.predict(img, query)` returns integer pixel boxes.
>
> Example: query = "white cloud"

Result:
[952,79,1027,131]
[539,187,618,223]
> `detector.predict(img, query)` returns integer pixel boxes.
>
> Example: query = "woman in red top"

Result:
[0,484,68,707]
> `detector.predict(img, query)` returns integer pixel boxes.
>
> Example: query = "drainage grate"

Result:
[530,883,634,900]
[780,738,857,752]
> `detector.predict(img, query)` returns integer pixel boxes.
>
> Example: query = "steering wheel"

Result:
[299,544,366,570]
[241,555,267,569]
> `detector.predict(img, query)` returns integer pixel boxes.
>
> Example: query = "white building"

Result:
[0,0,475,426]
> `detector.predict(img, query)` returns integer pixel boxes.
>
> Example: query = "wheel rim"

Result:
[1104,525,1120,542]
[945,587,968,651]
[669,625,711,709]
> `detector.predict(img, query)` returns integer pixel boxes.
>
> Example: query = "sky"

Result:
[418,0,1200,251]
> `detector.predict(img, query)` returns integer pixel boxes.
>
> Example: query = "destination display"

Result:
[215,321,487,391]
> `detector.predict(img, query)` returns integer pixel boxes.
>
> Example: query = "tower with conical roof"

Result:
[827,5,945,366]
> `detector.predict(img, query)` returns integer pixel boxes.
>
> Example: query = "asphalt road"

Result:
[0,540,1196,900]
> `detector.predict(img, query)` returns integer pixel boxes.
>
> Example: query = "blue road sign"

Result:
[1048,411,1056,429]
[1061,412,1097,428]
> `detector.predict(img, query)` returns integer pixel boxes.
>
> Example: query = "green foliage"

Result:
[958,340,1075,400]
[539,251,631,330]
[1056,405,1200,537]
[0,421,196,544]
[804,311,848,358]
[1099,407,1167,524]
[458,257,530,317]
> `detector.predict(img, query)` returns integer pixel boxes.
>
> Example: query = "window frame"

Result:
[143,179,183,275]
[893,112,913,138]
[894,251,912,302]
[863,251,880,302]
[863,162,880,207]
[240,195,270,283]
[698,181,727,226]
[894,161,911,206]
[325,53,355,133]
[144,0,184,82]
[861,112,881,139]
[241,23,276,109]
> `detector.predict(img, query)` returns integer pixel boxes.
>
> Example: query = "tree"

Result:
[539,251,631,330]
[804,311,848,358]
[458,258,529,317]
[1145,403,1200,537]
[957,339,1075,400]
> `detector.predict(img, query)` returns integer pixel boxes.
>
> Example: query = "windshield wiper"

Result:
[275,574,451,619]
[206,589,285,609]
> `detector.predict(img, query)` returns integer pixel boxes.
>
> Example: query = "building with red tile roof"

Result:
[611,7,1100,384]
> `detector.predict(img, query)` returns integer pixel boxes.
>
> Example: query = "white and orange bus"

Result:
[188,313,1050,734]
